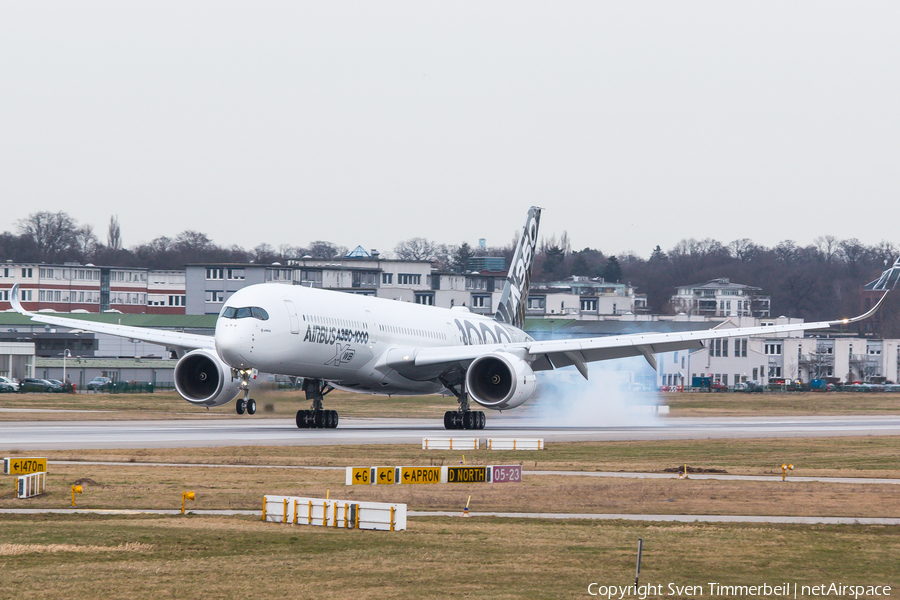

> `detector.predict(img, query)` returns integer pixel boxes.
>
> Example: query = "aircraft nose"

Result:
[215,321,252,368]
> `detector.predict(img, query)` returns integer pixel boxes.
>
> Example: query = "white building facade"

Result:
[671,278,771,318]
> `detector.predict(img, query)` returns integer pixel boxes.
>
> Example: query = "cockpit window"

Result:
[221,306,269,321]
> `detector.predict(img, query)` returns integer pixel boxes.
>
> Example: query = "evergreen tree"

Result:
[452,242,475,272]
[649,245,668,263]
[603,255,623,283]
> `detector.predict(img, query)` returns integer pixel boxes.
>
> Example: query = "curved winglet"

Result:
[832,291,889,326]
[10,284,27,315]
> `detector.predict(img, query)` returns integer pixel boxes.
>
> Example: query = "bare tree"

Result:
[773,240,797,263]
[75,225,100,260]
[394,237,437,261]
[728,238,759,262]
[431,244,454,271]
[871,241,898,268]
[251,243,278,263]
[814,235,839,263]
[107,215,122,250]
[17,211,80,261]
[277,244,303,260]
[305,241,346,259]
[175,231,213,253]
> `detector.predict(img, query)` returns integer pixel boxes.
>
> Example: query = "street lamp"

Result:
[59,349,71,388]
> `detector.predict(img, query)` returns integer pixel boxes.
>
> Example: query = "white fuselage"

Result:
[215,284,531,395]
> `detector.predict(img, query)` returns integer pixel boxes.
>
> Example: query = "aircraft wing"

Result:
[9,284,215,352]
[411,290,891,379]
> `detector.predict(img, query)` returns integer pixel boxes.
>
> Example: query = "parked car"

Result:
[0,376,18,392]
[18,378,62,393]
[47,379,75,393]
[0,380,16,393]
[710,382,728,392]
[86,376,113,391]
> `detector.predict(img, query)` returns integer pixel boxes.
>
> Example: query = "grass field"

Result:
[3,436,900,518]
[20,434,900,476]
[1,515,897,599]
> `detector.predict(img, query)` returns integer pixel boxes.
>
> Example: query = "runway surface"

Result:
[2,414,900,450]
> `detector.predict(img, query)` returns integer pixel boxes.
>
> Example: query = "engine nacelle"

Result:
[466,352,537,410]
[174,349,242,407]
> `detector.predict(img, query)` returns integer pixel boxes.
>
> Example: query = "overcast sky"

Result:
[2,2,899,258]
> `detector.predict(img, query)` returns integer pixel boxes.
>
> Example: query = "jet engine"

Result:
[174,349,242,407]
[466,352,537,410]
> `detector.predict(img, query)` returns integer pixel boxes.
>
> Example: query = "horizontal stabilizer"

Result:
[869,257,900,291]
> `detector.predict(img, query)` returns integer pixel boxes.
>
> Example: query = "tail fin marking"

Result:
[494,207,542,330]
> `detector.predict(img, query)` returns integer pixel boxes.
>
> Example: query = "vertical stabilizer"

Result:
[494,207,542,329]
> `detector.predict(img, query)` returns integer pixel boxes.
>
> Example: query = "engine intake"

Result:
[174,349,242,407]
[466,352,537,410]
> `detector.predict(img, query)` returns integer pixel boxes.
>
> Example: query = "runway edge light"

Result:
[781,463,794,481]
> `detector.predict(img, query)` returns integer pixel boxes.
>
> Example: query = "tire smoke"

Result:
[516,356,664,427]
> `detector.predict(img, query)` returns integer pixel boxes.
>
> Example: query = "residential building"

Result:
[784,337,900,384]
[0,262,186,315]
[670,278,771,318]
[527,277,641,318]
[655,316,804,389]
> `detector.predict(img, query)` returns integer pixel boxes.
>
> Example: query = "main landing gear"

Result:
[296,378,338,429]
[234,368,257,416]
[439,373,486,430]
[443,410,485,430]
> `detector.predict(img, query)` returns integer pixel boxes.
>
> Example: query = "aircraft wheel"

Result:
[477,411,486,430]
[329,410,339,429]
[314,409,325,429]
[296,410,308,428]
[464,411,476,430]
[236,400,245,415]
[443,411,453,429]
[246,398,257,415]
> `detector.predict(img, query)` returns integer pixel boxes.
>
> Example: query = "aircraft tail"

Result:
[494,206,542,329]
[868,256,900,291]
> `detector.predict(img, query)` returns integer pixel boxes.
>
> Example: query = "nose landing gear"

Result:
[235,397,257,415]
[233,368,257,416]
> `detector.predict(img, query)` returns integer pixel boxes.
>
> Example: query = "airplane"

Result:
[9,207,900,430]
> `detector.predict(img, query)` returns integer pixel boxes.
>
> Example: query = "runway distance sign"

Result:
[400,466,441,485]
[375,467,396,485]
[447,466,487,484]
[4,457,47,475]
[491,465,522,483]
